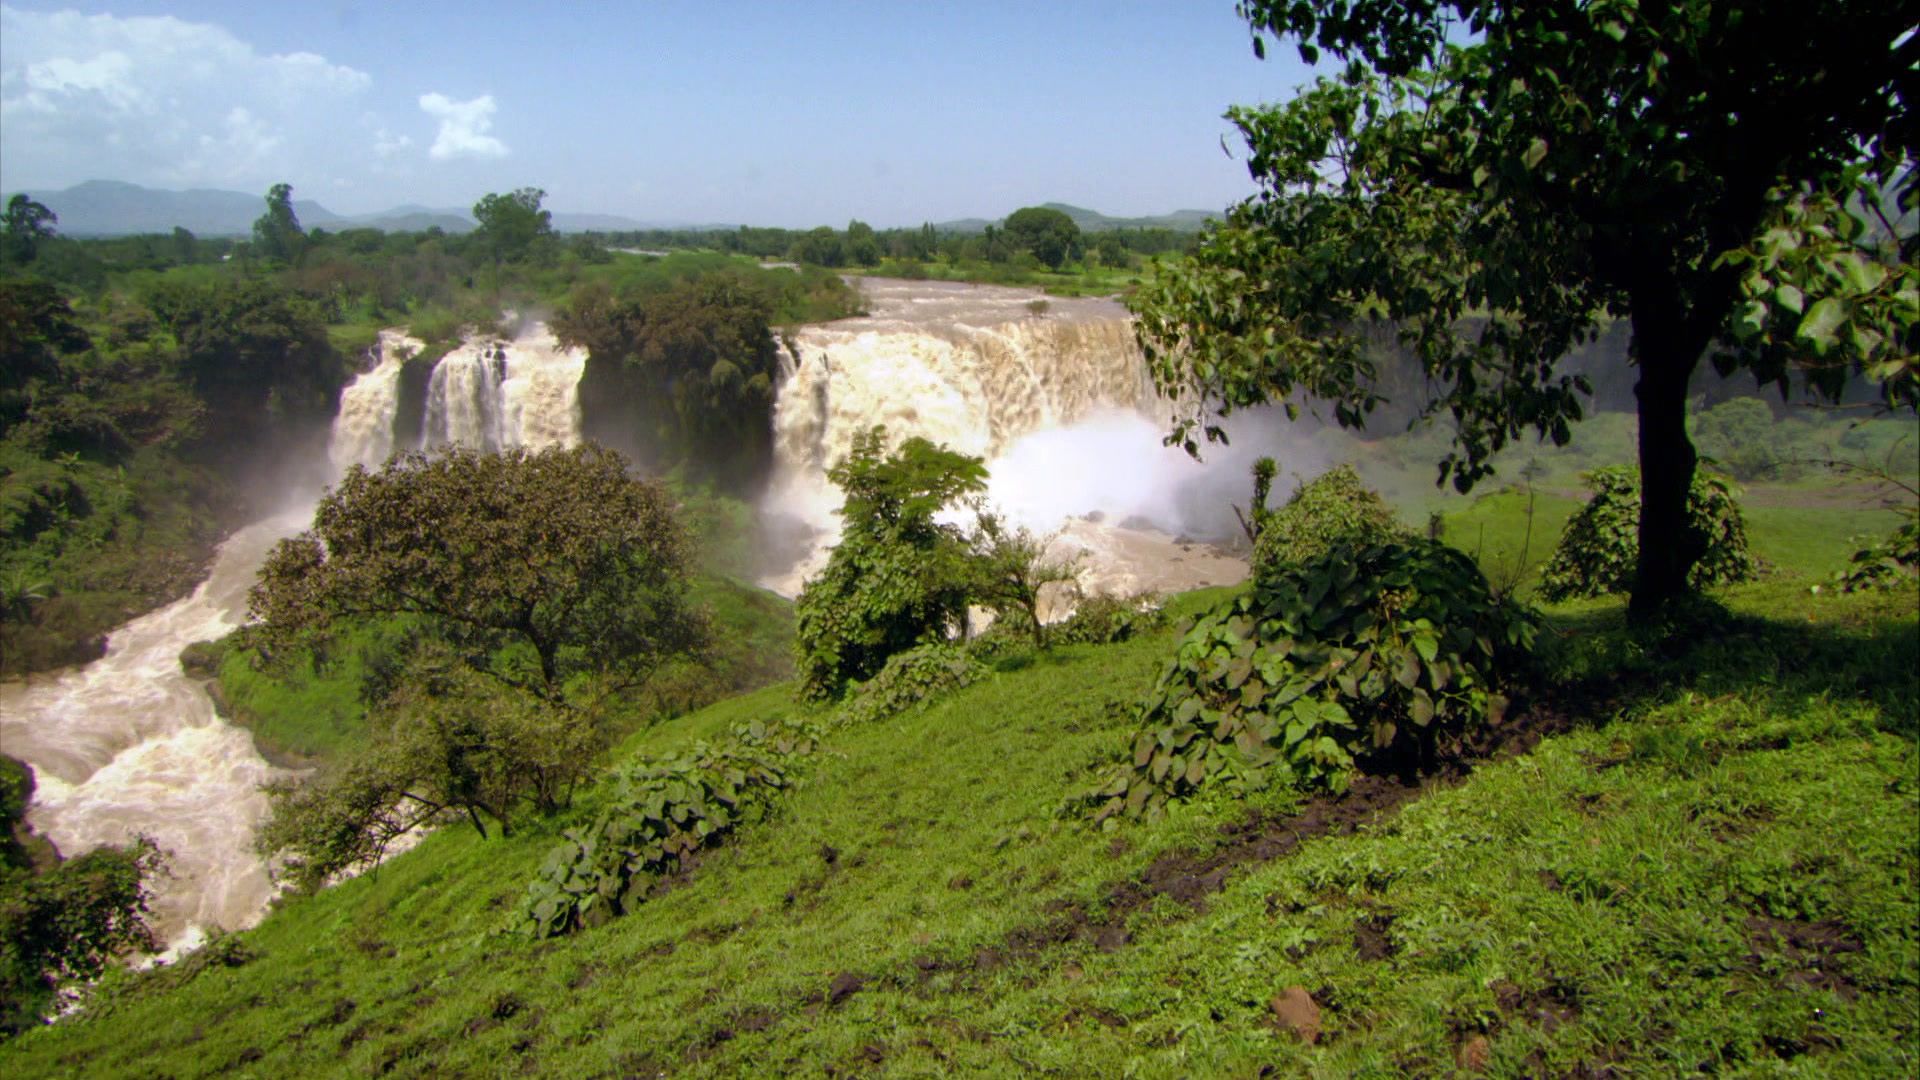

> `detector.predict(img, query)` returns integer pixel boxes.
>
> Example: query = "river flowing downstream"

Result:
[0,511,307,946]
[0,321,588,949]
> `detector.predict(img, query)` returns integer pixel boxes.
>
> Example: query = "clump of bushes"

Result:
[1253,464,1405,579]
[1539,466,1756,601]
[1084,538,1535,824]
[518,717,819,938]
[1051,593,1168,646]
[793,429,984,701]
[1831,512,1919,593]
[836,643,987,727]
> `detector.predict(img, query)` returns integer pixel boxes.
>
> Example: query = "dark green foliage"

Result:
[471,188,553,265]
[144,275,345,451]
[252,446,710,880]
[1051,594,1169,646]
[1086,539,1535,823]
[1692,397,1803,481]
[519,718,817,938]
[1252,464,1405,580]
[1002,207,1083,270]
[1,755,160,1037]
[1,195,58,265]
[835,643,987,728]
[1832,512,1920,593]
[1540,467,1758,602]
[250,184,305,265]
[559,269,785,488]
[794,429,986,701]
[252,445,706,706]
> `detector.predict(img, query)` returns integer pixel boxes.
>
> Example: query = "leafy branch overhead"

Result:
[1136,0,1915,617]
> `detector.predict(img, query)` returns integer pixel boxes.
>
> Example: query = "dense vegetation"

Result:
[0,185,862,675]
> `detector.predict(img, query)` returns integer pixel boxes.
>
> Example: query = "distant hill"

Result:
[0,181,657,238]
[1,180,349,237]
[2,181,1222,238]
[934,204,1219,234]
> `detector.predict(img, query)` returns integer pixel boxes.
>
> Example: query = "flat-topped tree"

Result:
[1134,0,1916,618]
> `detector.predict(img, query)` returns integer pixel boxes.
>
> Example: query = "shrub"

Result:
[1252,464,1404,580]
[794,429,985,700]
[1832,511,1920,593]
[1084,538,1535,824]
[518,718,818,938]
[1051,593,1168,646]
[1539,466,1757,602]
[836,643,987,728]
[1692,397,1804,480]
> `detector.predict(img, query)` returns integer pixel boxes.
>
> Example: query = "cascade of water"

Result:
[328,330,423,472]
[760,279,1250,600]
[0,321,592,955]
[420,324,584,452]
[423,341,507,451]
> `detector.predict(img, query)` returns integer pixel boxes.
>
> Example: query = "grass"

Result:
[4,577,1913,1077]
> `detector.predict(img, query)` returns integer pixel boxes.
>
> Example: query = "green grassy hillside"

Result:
[5,576,1913,1077]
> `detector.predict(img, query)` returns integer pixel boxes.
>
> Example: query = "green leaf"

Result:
[1522,137,1548,170]
[1411,688,1435,727]
[1797,297,1845,352]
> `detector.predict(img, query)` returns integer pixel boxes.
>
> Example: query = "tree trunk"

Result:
[1628,305,1712,621]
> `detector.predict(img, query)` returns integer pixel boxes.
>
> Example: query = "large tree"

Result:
[252,444,707,705]
[1134,0,1915,617]
[251,445,711,871]
[472,187,553,264]
[1003,206,1083,270]
[250,183,305,264]
[1,195,58,264]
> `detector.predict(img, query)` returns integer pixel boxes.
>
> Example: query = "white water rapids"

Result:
[0,323,585,949]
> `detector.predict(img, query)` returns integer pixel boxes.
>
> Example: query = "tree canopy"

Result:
[250,183,305,264]
[251,445,710,875]
[1134,0,1916,617]
[1,195,58,265]
[472,187,554,264]
[1003,206,1082,270]
[252,444,707,704]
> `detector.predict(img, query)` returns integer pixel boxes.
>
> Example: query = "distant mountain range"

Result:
[1,181,1219,238]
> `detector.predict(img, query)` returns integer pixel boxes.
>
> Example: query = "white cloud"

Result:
[0,5,371,191]
[419,92,508,160]
[373,128,414,158]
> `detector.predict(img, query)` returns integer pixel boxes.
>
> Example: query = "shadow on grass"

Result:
[1536,584,1919,738]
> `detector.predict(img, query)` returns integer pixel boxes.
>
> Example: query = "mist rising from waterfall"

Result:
[760,279,1319,598]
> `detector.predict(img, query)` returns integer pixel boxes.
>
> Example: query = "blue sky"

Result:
[0,1,1320,225]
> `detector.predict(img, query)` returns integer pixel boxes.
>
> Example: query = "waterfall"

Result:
[420,325,584,452]
[328,330,422,472]
[760,279,1253,599]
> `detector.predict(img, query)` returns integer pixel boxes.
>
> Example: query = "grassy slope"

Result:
[5,578,1914,1078]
